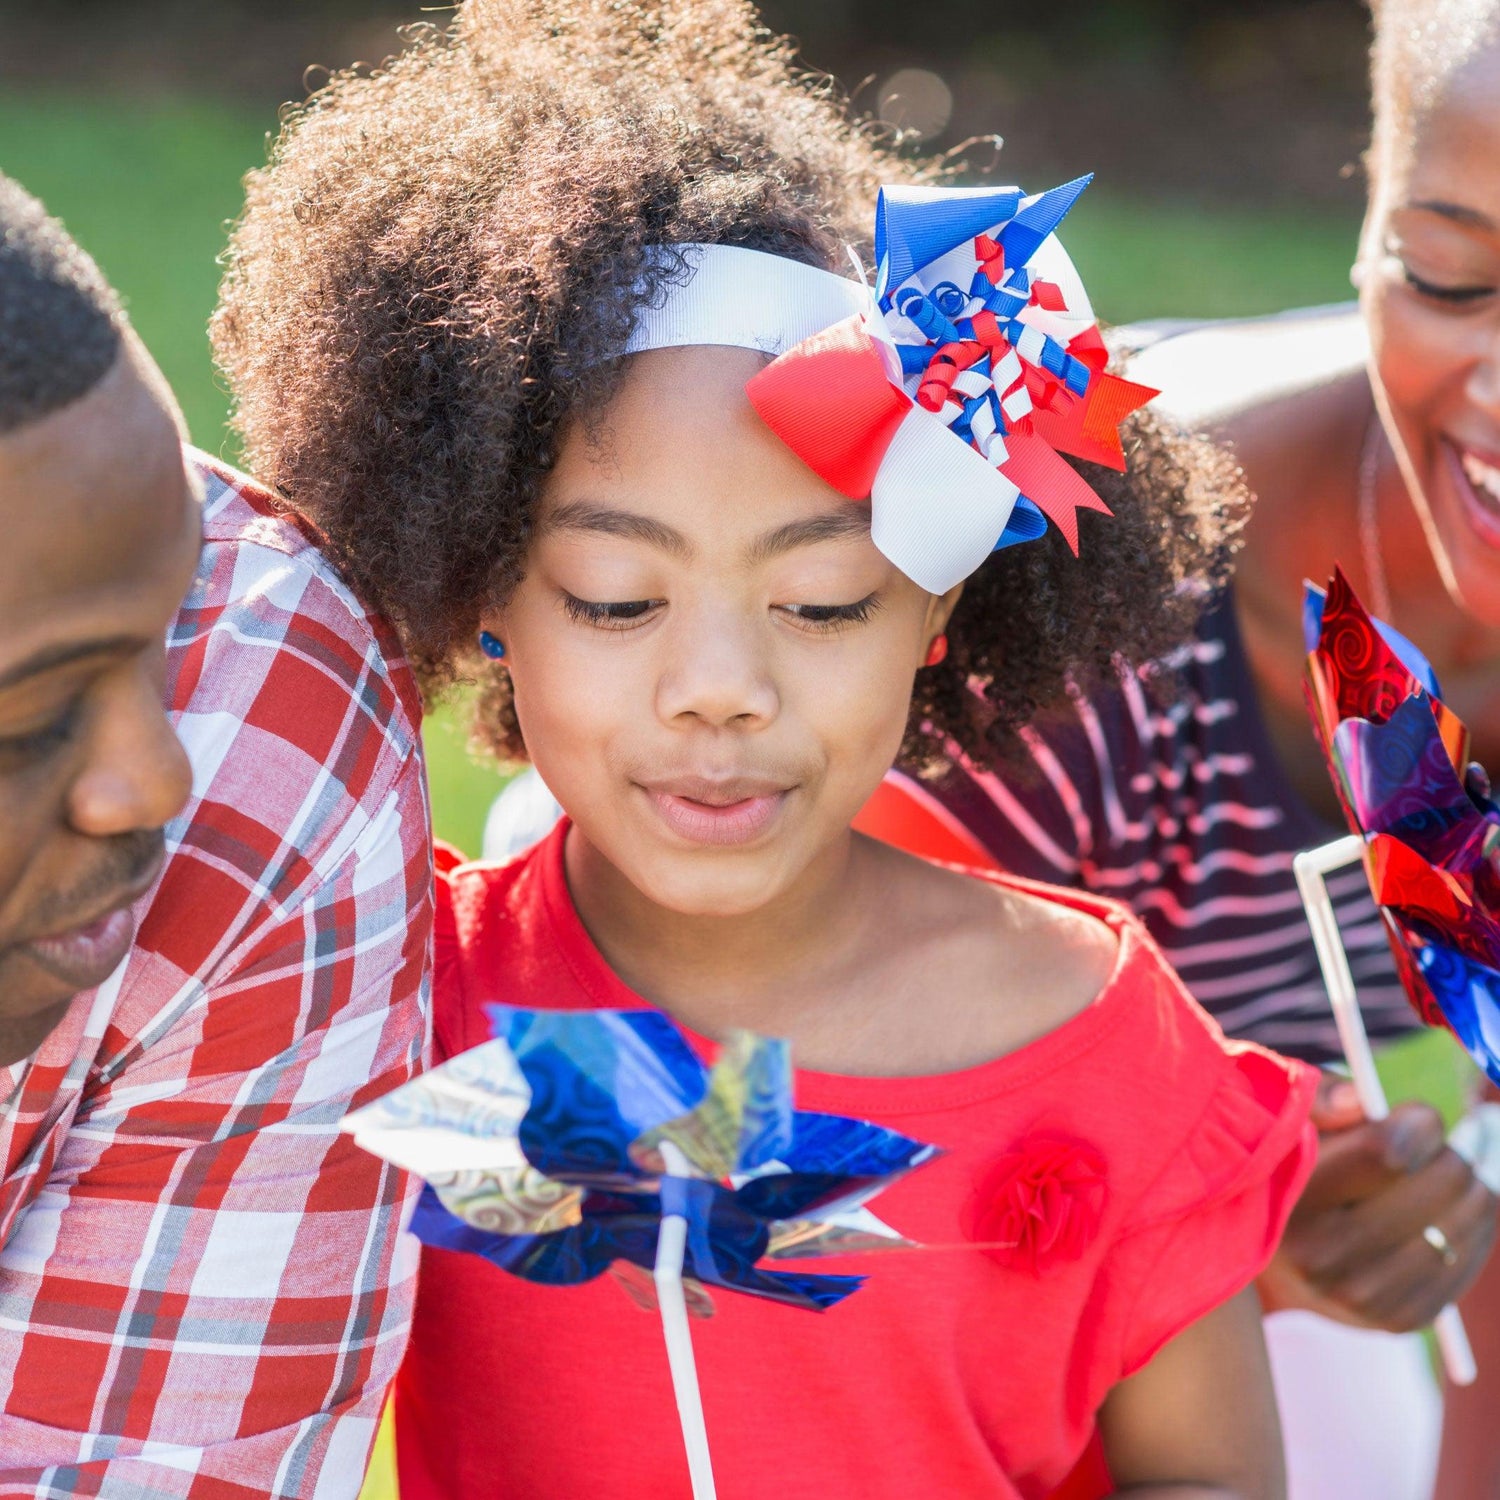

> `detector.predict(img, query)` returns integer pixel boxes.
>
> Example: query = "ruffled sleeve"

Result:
[1109,1043,1318,1376]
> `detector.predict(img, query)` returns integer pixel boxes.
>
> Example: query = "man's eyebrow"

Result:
[543,501,693,557]
[0,637,145,693]
[747,510,870,564]
[1406,199,1498,233]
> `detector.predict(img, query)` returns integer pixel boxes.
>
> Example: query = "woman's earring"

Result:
[924,633,949,667]
[479,631,507,660]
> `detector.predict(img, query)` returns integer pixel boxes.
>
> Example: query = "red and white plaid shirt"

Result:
[0,454,431,1497]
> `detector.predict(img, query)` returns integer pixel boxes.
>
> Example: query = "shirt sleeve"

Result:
[0,760,431,1498]
[1108,1042,1319,1378]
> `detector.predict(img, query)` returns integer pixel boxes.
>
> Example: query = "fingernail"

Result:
[1327,1081,1359,1115]
[1386,1111,1435,1169]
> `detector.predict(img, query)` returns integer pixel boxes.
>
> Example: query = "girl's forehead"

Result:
[543,345,862,540]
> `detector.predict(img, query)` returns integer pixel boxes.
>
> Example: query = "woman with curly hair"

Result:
[214,3,1315,1495]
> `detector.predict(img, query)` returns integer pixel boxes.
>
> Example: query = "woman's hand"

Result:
[1259,1074,1498,1330]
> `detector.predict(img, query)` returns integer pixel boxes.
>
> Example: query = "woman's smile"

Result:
[1452,441,1500,548]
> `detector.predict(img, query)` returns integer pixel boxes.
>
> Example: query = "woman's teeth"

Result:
[1460,450,1500,505]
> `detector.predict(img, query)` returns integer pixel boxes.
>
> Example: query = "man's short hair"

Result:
[0,173,123,435]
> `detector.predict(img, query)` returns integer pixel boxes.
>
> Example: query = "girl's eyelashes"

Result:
[560,593,663,629]
[558,591,884,632]
[778,593,883,630]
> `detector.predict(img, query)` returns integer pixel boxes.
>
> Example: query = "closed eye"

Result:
[0,708,77,766]
[1402,266,1496,304]
[778,594,883,631]
[560,594,663,630]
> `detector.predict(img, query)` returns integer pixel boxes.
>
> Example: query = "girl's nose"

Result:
[654,611,780,730]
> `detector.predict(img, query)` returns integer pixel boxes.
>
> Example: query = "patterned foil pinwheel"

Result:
[1304,567,1500,1082]
[342,1005,938,1311]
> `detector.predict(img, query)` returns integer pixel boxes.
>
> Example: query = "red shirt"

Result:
[398,823,1315,1500]
[0,455,430,1496]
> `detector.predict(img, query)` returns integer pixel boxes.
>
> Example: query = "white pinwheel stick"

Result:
[654,1142,718,1499]
[1294,834,1477,1387]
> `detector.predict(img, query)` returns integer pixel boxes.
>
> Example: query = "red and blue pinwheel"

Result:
[343,1005,938,1313]
[1304,567,1500,1082]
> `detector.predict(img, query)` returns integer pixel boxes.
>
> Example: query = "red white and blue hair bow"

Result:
[625,176,1156,594]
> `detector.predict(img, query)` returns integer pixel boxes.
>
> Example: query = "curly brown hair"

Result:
[213,0,1244,773]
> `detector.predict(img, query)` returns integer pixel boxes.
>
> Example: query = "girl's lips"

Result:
[1446,441,1500,552]
[643,788,789,847]
[22,906,137,991]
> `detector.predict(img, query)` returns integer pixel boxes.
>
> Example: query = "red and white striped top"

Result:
[928,591,1417,1063]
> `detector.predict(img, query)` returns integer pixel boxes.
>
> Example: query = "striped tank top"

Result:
[928,589,1417,1064]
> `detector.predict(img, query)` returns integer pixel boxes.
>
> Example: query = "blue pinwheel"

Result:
[344,1005,938,1312]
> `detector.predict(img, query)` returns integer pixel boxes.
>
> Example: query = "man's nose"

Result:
[67,661,192,838]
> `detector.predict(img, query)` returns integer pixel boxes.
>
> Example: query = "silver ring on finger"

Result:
[1423,1223,1459,1268]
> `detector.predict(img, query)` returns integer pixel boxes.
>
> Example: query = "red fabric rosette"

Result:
[967,1134,1107,1276]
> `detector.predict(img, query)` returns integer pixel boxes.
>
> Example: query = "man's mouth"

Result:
[21,906,139,992]
[638,775,795,847]
[16,855,164,993]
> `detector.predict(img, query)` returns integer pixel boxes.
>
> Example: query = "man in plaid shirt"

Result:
[0,180,429,1493]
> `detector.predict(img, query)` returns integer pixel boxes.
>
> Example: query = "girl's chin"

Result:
[631,867,796,919]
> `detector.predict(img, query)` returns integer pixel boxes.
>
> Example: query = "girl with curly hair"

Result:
[215,3,1316,1495]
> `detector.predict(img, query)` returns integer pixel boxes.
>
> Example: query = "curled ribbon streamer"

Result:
[746,175,1158,579]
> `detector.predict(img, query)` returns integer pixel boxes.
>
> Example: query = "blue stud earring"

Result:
[478,631,507,660]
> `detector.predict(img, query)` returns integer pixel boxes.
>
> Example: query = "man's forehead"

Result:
[0,361,197,675]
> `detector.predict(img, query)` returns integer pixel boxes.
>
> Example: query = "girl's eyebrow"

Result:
[544,500,692,556]
[543,501,869,563]
[747,510,870,563]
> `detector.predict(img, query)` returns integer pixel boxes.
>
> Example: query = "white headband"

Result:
[625,244,866,359]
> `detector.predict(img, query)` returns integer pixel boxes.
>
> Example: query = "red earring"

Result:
[924,633,949,667]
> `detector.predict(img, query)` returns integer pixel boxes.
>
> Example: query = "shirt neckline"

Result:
[530,819,1145,1117]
